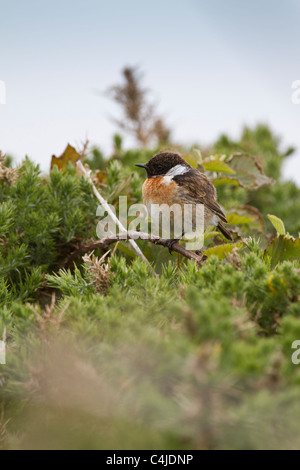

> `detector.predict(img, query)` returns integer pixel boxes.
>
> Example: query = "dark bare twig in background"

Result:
[106,66,171,147]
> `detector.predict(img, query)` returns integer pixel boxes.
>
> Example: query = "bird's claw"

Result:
[167,239,178,255]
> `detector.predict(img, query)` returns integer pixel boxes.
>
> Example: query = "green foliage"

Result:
[213,124,288,180]
[203,242,244,259]
[264,215,300,268]
[85,147,106,171]
[212,124,300,236]
[0,160,97,308]
[212,153,274,190]
[46,266,94,298]
[265,235,300,269]
[2,253,300,449]
[202,158,235,174]
[267,214,286,235]
[1,124,300,450]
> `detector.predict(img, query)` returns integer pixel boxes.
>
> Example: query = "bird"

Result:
[136,151,232,252]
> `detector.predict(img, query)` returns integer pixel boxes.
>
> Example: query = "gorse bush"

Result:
[1,125,300,450]
[0,159,98,306]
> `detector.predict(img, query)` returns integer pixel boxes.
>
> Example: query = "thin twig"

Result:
[64,231,207,268]
[77,160,150,265]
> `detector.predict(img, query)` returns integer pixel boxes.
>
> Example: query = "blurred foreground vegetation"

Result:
[1,124,300,449]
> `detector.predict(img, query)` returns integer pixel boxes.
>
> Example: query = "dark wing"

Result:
[174,168,228,223]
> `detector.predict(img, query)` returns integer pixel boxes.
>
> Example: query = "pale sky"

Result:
[1,0,300,182]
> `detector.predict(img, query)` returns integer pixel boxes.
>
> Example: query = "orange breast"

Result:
[142,177,178,206]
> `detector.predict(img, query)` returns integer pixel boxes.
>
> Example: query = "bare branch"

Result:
[106,66,171,147]
[76,160,150,266]
[63,231,207,268]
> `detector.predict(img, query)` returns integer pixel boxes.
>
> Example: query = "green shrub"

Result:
[1,126,300,450]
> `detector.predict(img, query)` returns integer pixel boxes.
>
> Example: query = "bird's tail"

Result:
[217,222,233,241]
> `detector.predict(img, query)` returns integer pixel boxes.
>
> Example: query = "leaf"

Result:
[204,231,220,241]
[264,235,300,268]
[227,205,265,234]
[95,170,108,184]
[182,154,198,168]
[51,144,81,171]
[214,177,240,187]
[214,153,274,190]
[203,160,236,174]
[267,214,286,236]
[227,213,255,225]
[192,148,203,164]
[203,242,244,260]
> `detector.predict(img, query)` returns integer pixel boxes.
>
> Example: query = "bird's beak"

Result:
[135,163,148,170]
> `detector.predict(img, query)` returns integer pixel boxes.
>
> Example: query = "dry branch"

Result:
[63,231,207,268]
[77,160,150,265]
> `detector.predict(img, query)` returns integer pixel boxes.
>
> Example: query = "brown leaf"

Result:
[51,144,81,171]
